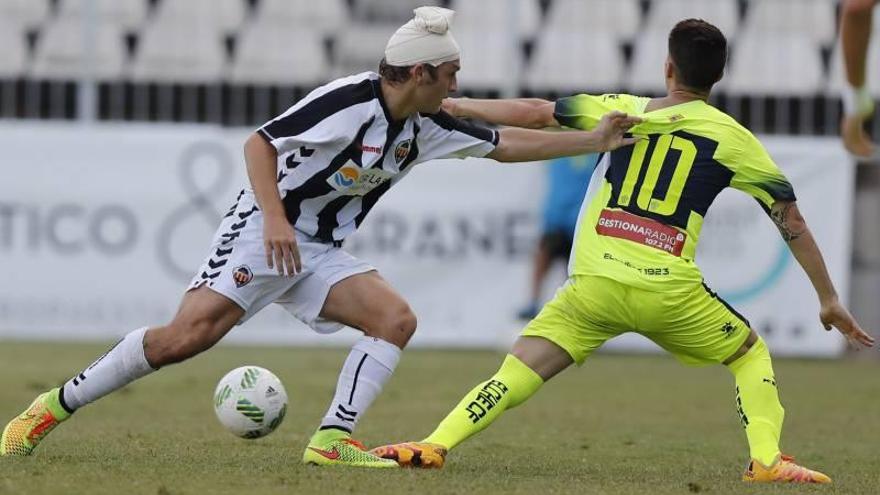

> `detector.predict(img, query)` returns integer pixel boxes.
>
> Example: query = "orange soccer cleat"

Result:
[370,441,447,468]
[743,454,832,484]
[1,388,70,457]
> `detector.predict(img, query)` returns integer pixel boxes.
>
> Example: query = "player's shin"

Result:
[61,326,157,411]
[727,337,784,467]
[424,354,544,450]
[314,336,402,438]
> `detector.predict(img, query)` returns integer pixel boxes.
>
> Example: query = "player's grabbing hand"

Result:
[594,110,642,152]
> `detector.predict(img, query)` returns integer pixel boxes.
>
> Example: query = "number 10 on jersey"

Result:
[617,135,697,217]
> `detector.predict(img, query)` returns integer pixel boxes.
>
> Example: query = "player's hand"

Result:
[840,114,876,159]
[263,214,301,276]
[819,298,875,348]
[441,97,463,117]
[595,111,643,151]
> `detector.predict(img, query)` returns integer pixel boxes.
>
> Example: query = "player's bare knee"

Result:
[365,303,417,347]
[398,306,418,337]
[387,304,417,345]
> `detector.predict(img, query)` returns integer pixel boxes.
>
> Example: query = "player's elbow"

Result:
[487,134,518,162]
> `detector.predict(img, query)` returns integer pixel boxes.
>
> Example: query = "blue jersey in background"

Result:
[542,154,599,236]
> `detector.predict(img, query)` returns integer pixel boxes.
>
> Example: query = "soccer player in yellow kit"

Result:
[371,19,875,483]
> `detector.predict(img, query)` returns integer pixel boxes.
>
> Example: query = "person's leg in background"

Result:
[840,0,878,158]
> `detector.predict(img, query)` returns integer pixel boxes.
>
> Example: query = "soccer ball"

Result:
[213,366,288,439]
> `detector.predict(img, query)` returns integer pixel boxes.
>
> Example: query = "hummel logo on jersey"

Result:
[327,161,394,196]
[307,447,340,460]
[358,144,382,154]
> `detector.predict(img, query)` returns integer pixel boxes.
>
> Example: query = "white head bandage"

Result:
[384,6,460,67]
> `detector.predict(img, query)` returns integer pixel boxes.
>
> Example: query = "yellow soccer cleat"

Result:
[302,436,398,468]
[1,388,70,457]
[370,441,447,468]
[743,454,832,483]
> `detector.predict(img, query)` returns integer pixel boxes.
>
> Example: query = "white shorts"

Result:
[188,191,375,333]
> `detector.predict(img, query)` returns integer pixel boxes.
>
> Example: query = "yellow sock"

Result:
[424,354,544,450]
[727,337,784,466]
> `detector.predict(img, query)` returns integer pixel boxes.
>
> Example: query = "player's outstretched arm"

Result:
[442,97,559,129]
[245,133,301,276]
[487,111,641,163]
[769,200,875,348]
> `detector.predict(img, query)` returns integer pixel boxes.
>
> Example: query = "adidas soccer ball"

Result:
[213,366,288,439]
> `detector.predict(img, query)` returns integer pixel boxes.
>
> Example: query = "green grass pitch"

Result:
[0,341,878,494]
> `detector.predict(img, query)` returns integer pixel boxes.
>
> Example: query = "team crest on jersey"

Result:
[232,265,253,288]
[394,139,412,164]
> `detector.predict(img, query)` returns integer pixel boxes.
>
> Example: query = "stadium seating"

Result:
[0,0,50,31]
[2,0,870,135]
[30,17,126,81]
[352,0,446,24]
[0,19,28,78]
[450,0,542,40]
[741,0,838,46]
[332,24,398,76]
[454,28,517,91]
[644,0,740,38]
[544,0,641,42]
[254,0,347,34]
[626,30,670,95]
[229,25,330,86]
[130,20,226,83]
[527,30,623,92]
[152,0,248,34]
[56,0,148,31]
[726,31,825,96]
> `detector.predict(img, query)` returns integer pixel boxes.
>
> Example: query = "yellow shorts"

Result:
[521,275,752,366]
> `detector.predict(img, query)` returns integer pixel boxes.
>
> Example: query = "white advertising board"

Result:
[0,123,853,356]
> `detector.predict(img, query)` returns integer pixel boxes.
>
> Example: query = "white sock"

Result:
[843,84,875,117]
[319,336,401,434]
[60,327,156,411]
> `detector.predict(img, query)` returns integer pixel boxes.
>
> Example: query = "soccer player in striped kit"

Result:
[0,7,641,467]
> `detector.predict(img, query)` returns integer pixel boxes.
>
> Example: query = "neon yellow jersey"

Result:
[555,94,796,291]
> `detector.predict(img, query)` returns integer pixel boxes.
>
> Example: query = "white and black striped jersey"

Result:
[255,71,499,243]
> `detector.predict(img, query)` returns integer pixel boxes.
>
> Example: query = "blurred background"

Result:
[1,0,878,359]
